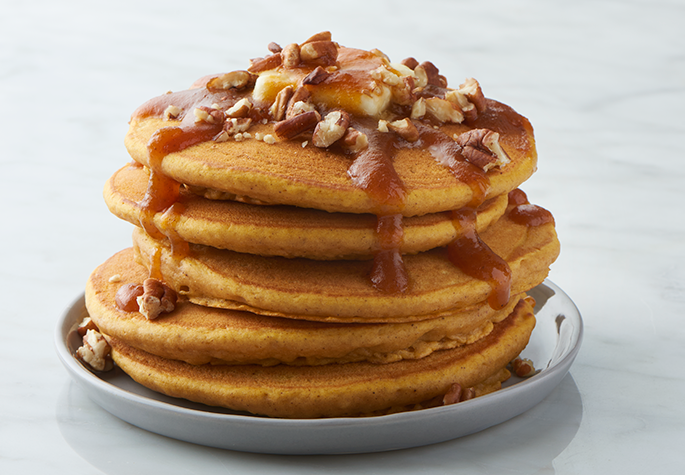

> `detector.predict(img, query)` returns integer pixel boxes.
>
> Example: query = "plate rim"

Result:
[55,279,583,454]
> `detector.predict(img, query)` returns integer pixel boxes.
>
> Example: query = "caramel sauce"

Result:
[159,202,191,257]
[348,123,406,213]
[417,124,489,207]
[509,204,554,227]
[507,188,529,207]
[414,124,511,308]
[471,100,532,153]
[148,246,164,281]
[133,88,235,121]
[507,189,555,227]
[133,88,239,270]
[348,122,409,293]
[371,214,408,293]
[138,123,220,242]
[448,208,512,310]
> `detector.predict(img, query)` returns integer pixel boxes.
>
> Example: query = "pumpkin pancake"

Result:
[106,296,536,418]
[124,99,537,217]
[131,206,559,321]
[86,248,525,366]
[104,163,508,259]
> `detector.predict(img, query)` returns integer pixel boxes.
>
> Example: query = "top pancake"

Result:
[125,102,536,216]
[123,40,538,217]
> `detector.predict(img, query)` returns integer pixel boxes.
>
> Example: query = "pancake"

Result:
[124,99,537,217]
[131,206,559,321]
[104,163,508,259]
[106,296,536,418]
[86,248,525,365]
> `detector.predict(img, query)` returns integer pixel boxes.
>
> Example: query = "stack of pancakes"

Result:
[82,32,560,418]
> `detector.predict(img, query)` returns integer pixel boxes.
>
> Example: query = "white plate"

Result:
[55,280,582,455]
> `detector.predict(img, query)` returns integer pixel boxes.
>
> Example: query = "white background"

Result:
[1,0,684,473]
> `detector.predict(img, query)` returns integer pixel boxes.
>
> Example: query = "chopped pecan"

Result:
[299,41,338,66]
[193,106,223,124]
[273,110,321,140]
[511,357,536,377]
[370,65,401,86]
[341,127,369,153]
[454,128,510,171]
[301,31,332,44]
[312,110,350,148]
[225,98,252,118]
[287,100,316,119]
[400,57,419,70]
[136,278,177,320]
[76,329,113,372]
[463,387,476,401]
[387,118,419,142]
[392,75,416,106]
[442,383,476,405]
[413,64,428,88]
[163,105,182,120]
[115,283,144,312]
[214,131,229,143]
[76,317,98,337]
[370,48,390,62]
[206,70,255,90]
[425,97,464,124]
[458,77,486,113]
[410,97,426,119]
[270,85,294,121]
[302,66,330,85]
[445,89,478,122]
[286,87,311,118]
[281,43,301,68]
[267,42,282,53]
[248,53,283,73]
[418,61,447,87]
[223,117,252,135]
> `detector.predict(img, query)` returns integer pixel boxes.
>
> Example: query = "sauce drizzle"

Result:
[448,208,512,310]
[348,121,410,293]
[507,189,555,227]
[418,124,512,309]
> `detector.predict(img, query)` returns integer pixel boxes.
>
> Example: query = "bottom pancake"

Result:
[107,297,536,419]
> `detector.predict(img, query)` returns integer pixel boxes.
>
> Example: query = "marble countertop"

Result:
[2,0,684,473]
